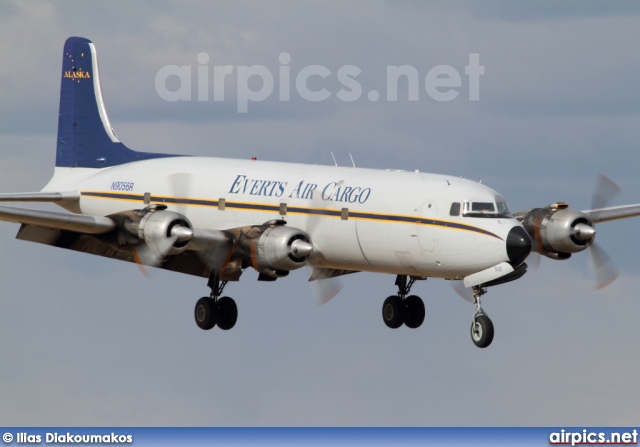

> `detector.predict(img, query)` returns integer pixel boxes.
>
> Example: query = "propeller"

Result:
[168,172,194,215]
[131,173,195,276]
[305,188,344,305]
[452,175,622,300]
[131,220,194,276]
[527,175,620,289]
[587,175,620,289]
[310,268,345,305]
[588,242,620,290]
[452,280,474,303]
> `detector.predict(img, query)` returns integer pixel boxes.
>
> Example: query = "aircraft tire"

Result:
[403,295,425,329]
[470,314,494,348]
[382,295,404,329]
[194,297,218,330]
[217,296,238,330]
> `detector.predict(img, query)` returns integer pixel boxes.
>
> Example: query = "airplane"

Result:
[2,36,640,349]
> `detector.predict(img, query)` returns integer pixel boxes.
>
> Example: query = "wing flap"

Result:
[0,205,114,234]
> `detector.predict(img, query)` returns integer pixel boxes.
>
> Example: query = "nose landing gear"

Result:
[470,286,494,348]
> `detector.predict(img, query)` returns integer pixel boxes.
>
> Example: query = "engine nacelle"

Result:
[114,205,193,258]
[254,225,313,273]
[516,204,596,259]
[137,208,193,257]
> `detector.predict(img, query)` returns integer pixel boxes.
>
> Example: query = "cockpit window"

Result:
[463,201,512,218]
[449,202,461,216]
[471,202,495,213]
[497,201,510,215]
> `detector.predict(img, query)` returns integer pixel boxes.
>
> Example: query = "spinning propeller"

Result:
[305,188,344,305]
[455,175,622,301]
[586,175,621,289]
[131,219,194,276]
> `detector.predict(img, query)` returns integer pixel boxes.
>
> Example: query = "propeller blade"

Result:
[308,267,344,305]
[313,277,344,306]
[168,172,194,213]
[131,225,193,277]
[306,188,325,235]
[303,189,344,304]
[131,246,151,278]
[585,174,621,289]
[529,251,542,270]
[591,174,620,210]
[588,242,620,290]
[452,280,474,303]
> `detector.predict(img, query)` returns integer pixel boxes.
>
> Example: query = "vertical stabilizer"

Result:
[56,37,176,168]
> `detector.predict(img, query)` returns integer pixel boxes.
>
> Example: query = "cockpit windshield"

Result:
[462,201,512,218]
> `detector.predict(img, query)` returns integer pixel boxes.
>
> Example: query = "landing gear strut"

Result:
[381,275,425,329]
[194,272,238,331]
[470,286,494,348]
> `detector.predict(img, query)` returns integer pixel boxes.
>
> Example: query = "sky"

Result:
[1,0,640,426]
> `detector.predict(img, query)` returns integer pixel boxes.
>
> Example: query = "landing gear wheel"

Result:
[217,296,238,330]
[382,295,404,329]
[195,297,218,330]
[404,295,425,329]
[471,314,494,348]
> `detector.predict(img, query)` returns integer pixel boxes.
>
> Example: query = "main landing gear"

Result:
[194,273,238,331]
[381,275,425,329]
[470,286,494,348]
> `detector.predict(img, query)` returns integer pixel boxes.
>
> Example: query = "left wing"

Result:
[582,203,640,223]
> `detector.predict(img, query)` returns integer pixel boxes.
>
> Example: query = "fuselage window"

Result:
[449,202,461,216]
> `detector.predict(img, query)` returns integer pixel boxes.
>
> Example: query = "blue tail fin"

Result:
[56,37,177,168]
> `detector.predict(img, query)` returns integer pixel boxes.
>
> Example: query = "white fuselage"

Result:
[45,156,524,278]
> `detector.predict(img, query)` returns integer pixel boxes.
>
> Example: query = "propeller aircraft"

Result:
[2,37,640,348]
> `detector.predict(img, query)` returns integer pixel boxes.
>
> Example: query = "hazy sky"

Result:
[1,1,640,426]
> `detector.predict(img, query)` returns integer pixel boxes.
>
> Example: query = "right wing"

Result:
[0,194,233,279]
[0,193,319,282]
[0,191,80,203]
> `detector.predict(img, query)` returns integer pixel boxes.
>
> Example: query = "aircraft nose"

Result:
[506,226,532,265]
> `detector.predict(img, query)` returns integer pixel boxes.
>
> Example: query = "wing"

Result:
[0,191,80,202]
[581,203,640,223]
[0,195,233,279]
[0,204,115,234]
[0,194,317,282]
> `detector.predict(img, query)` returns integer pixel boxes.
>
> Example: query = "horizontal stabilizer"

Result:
[0,191,80,202]
[0,205,114,234]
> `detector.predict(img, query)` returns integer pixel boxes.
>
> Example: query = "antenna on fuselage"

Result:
[331,151,338,167]
[349,153,356,168]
